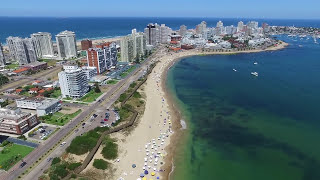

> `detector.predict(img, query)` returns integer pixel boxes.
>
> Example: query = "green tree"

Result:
[94,82,101,93]
[93,159,109,170]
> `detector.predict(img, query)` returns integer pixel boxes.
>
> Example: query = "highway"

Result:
[0,48,162,180]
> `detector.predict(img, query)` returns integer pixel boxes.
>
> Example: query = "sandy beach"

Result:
[80,41,288,180]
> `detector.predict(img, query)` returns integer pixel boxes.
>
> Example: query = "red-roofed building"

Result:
[169,47,182,52]
[13,67,30,75]
[15,89,23,94]
[29,88,39,94]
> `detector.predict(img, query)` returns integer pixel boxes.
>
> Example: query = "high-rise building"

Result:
[144,23,160,46]
[81,39,93,50]
[196,21,207,39]
[58,65,89,98]
[31,32,54,58]
[247,21,259,29]
[56,31,77,60]
[6,36,37,65]
[131,29,146,58]
[159,24,172,44]
[87,48,106,74]
[179,25,187,37]
[103,42,118,68]
[237,21,244,32]
[120,36,134,62]
[0,43,5,66]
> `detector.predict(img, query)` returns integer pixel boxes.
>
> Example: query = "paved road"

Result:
[0,48,161,180]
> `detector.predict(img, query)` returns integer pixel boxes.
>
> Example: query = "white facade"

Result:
[82,66,97,80]
[104,42,118,68]
[31,32,54,58]
[56,31,77,60]
[6,37,37,65]
[16,98,43,110]
[36,99,61,116]
[179,25,187,37]
[58,66,89,98]
[159,24,172,44]
[120,35,134,62]
[0,43,5,66]
[144,23,160,46]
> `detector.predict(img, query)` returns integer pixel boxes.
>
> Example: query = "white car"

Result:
[60,142,66,147]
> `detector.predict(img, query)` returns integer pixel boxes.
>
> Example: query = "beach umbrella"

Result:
[132,164,136,168]
[142,178,147,180]
[157,177,160,179]
[144,170,149,174]
[151,172,156,176]
[140,173,145,177]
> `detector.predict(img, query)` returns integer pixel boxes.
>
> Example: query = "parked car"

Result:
[60,142,66,147]
[19,162,27,168]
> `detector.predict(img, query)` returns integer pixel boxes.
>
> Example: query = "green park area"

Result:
[38,59,57,66]
[5,63,19,70]
[120,66,136,78]
[79,89,103,103]
[41,109,82,126]
[0,142,34,170]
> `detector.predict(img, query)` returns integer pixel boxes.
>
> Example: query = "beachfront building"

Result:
[120,36,134,62]
[131,29,146,58]
[104,42,118,68]
[196,21,208,39]
[6,36,37,65]
[82,66,97,80]
[87,48,106,74]
[144,23,160,46]
[15,98,61,116]
[159,24,172,44]
[31,32,54,59]
[237,21,244,32]
[0,107,39,135]
[179,25,187,37]
[81,39,93,50]
[58,65,89,98]
[0,43,5,66]
[56,31,77,60]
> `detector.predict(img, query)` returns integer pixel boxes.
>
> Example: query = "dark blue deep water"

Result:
[1,17,320,43]
[167,35,320,180]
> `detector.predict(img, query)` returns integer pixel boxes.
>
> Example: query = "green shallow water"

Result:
[167,36,320,180]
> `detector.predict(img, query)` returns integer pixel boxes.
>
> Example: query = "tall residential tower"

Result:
[31,32,54,58]
[56,31,77,60]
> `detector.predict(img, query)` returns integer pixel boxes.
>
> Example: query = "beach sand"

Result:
[82,41,288,180]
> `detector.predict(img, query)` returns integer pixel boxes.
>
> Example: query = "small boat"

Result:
[298,45,303,47]
[253,62,258,65]
[251,72,258,77]
[233,68,237,72]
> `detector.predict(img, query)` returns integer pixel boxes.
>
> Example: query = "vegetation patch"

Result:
[93,159,109,170]
[80,89,103,103]
[66,131,100,155]
[0,74,9,87]
[0,143,33,170]
[107,79,118,85]
[67,162,81,170]
[101,136,118,160]
[40,109,81,126]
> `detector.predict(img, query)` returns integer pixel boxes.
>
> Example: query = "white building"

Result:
[56,31,77,60]
[58,65,89,98]
[82,66,97,81]
[120,36,134,62]
[31,32,54,58]
[159,24,172,44]
[104,42,118,68]
[16,98,43,110]
[144,23,160,46]
[237,21,244,32]
[0,43,5,66]
[36,99,61,116]
[6,37,37,65]
[196,21,207,40]
[179,25,187,37]
[131,29,146,58]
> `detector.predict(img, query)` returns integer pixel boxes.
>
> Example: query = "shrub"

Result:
[0,140,10,147]
[66,131,100,155]
[133,92,142,98]
[129,82,137,88]
[101,137,118,160]
[67,162,81,170]
[71,174,77,178]
[51,157,61,165]
[119,93,127,102]
[93,159,109,170]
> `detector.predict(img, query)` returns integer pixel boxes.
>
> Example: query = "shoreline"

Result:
[158,41,288,180]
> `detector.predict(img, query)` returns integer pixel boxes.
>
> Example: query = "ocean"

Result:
[1,17,320,44]
[166,35,320,180]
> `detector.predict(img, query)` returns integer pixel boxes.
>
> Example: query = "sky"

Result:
[0,0,320,19]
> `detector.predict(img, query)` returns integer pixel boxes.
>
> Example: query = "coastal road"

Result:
[1,48,160,180]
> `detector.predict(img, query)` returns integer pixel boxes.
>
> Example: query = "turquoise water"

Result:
[167,36,320,180]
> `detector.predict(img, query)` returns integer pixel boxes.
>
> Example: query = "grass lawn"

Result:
[107,80,119,85]
[50,89,61,98]
[42,109,82,126]
[120,66,136,78]
[79,90,103,103]
[0,144,34,170]
[38,59,57,66]
[5,63,19,70]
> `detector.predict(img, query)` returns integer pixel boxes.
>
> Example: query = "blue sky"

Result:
[0,0,319,19]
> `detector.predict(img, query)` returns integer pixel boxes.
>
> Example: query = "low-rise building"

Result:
[16,98,43,110]
[0,107,39,135]
[82,66,97,80]
[36,99,61,116]
[23,61,47,71]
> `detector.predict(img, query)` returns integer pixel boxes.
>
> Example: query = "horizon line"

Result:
[0,16,319,20]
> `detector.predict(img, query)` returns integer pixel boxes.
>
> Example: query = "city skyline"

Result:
[0,0,320,19]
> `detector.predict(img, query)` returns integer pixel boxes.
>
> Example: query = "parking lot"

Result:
[27,125,58,141]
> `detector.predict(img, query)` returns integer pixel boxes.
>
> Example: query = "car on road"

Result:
[104,118,108,121]
[60,142,66,147]
[19,162,27,168]
[100,121,105,124]
[75,129,79,133]
[82,123,86,126]
[47,157,53,162]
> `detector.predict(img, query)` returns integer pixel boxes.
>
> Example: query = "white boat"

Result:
[233,68,237,72]
[298,45,303,47]
[251,72,259,77]
[253,62,258,65]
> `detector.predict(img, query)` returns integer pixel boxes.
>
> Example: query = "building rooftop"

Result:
[37,99,60,110]
[13,67,29,73]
